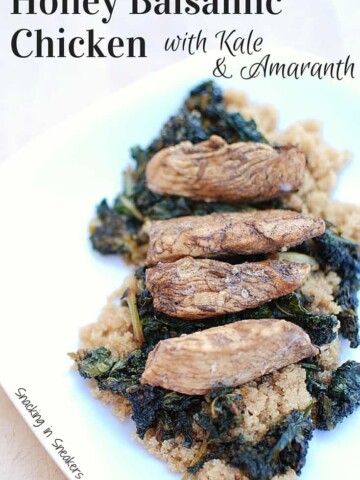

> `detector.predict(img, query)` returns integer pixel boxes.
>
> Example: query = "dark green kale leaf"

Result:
[302,358,360,430]
[97,349,148,395]
[72,345,240,448]
[184,81,266,144]
[71,347,148,395]
[127,386,242,449]
[229,410,313,480]
[273,293,337,346]
[146,81,266,154]
[186,389,243,475]
[316,361,360,430]
[309,226,360,348]
[193,389,242,441]
[189,409,314,480]
[89,199,145,256]
[301,359,328,399]
[126,386,203,447]
[71,346,115,378]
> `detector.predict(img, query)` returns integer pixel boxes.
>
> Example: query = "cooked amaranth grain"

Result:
[78,91,358,478]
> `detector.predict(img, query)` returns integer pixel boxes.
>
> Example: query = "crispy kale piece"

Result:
[272,293,337,346]
[187,81,266,143]
[127,385,242,449]
[303,359,360,430]
[89,199,145,256]
[316,361,360,430]
[72,346,115,378]
[228,410,313,480]
[308,226,360,348]
[127,386,203,446]
[185,389,244,475]
[193,389,242,442]
[128,386,242,449]
[148,81,266,152]
[90,81,268,256]
[72,347,147,395]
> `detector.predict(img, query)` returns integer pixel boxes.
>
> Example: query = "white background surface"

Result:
[0,0,359,162]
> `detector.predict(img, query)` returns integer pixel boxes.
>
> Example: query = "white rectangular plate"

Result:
[1,51,360,480]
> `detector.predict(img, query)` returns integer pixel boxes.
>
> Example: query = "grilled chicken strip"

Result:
[146,210,325,266]
[146,135,305,202]
[146,257,310,320]
[141,318,318,395]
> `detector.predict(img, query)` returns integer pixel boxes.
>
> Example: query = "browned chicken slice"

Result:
[146,210,325,265]
[141,318,318,395]
[146,135,305,202]
[146,257,310,320]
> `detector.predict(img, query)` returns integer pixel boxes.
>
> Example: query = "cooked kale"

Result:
[72,347,147,395]
[228,409,313,480]
[90,81,268,257]
[336,278,360,348]
[188,409,314,480]
[185,390,244,475]
[301,359,328,399]
[303,358,360,430]
[306,226,360,348]
[128,386,243,449]
[147,81,266,154]
[71,346,115,378]
[127,386,203,446]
